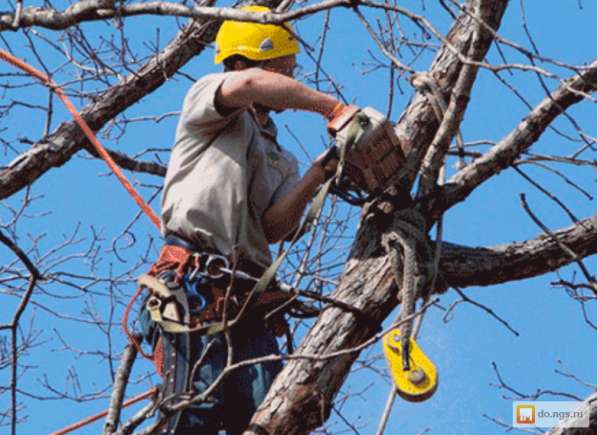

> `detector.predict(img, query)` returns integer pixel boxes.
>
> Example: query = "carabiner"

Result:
[187,253,203,282]
[184,277,207,313]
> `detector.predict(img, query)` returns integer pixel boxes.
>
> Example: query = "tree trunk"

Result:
[248,2,510,433]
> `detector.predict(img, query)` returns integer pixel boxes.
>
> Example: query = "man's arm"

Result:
[216,68,339,116]
[262,152,336,243]
[216,67,344,242]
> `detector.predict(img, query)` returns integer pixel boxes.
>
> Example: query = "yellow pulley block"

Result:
[382,328,438,402]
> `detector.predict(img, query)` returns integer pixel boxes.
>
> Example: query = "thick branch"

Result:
[0,8,217,199]
[439,215,597,289]
[416,0,490,197]
[393,0,508,191]
[426,58,597,219]
[103,339,139,434]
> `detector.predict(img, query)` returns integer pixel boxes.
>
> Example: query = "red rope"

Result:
[122,284,155,361]
[0,49,162,230]
[1,50,162,430]
[1,47,160,351]
[50,387,158,435]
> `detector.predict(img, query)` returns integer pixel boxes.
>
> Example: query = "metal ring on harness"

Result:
[203,253,229,279]
[187,252,230,281]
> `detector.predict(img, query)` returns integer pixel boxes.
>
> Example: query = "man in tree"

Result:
[144,5,348,434]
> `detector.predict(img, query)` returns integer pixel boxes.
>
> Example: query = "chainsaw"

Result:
[325,105,407,204]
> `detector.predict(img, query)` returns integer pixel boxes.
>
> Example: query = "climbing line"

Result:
[0,49,161,230]
[381,209,428,372]
[375,295,430,435]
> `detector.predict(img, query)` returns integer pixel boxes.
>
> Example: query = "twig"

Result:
[520,194,596,295]
[444,287,520,336]
[491,362,583,401]
[0,229,42,435]
[103,338,141,434]
[513,166,579,224]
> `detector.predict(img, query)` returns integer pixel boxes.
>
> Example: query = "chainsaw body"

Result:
[331,106,406,195]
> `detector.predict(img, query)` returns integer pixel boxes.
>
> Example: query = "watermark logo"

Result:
[516,404,536,425]
[513,401,589,428]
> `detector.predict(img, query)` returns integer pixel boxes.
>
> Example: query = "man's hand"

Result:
[262,148,341,243]
[326,104,360,136]
[313,147,340,183]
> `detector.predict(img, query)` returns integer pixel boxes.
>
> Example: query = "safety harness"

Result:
[134,237,298,434]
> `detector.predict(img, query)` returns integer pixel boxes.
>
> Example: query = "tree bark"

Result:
[545,393,597,435]
[439,215,597,289]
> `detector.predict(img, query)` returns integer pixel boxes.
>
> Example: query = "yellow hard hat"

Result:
[214,5,300,65]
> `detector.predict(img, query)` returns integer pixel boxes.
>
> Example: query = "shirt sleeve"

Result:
[181,72,241,133]
[271,153,300,204]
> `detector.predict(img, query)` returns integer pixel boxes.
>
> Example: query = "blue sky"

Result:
[0,1,595,434]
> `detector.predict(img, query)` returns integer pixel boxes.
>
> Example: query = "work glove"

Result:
[326,104,360,136]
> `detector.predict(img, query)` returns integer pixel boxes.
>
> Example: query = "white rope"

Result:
[411,72,467,170]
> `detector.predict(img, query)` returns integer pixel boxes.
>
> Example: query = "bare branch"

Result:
[416,0,498,198]
[0,10,218,200]
[103,339,139,434]
[0,229,42,435]
[443,287,519,336]
[519,195,596,294]
[426,59,597,220]
[0,0,347,32]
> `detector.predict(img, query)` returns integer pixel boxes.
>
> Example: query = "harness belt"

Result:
[140,237,292,337]
[164,234,266,278]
